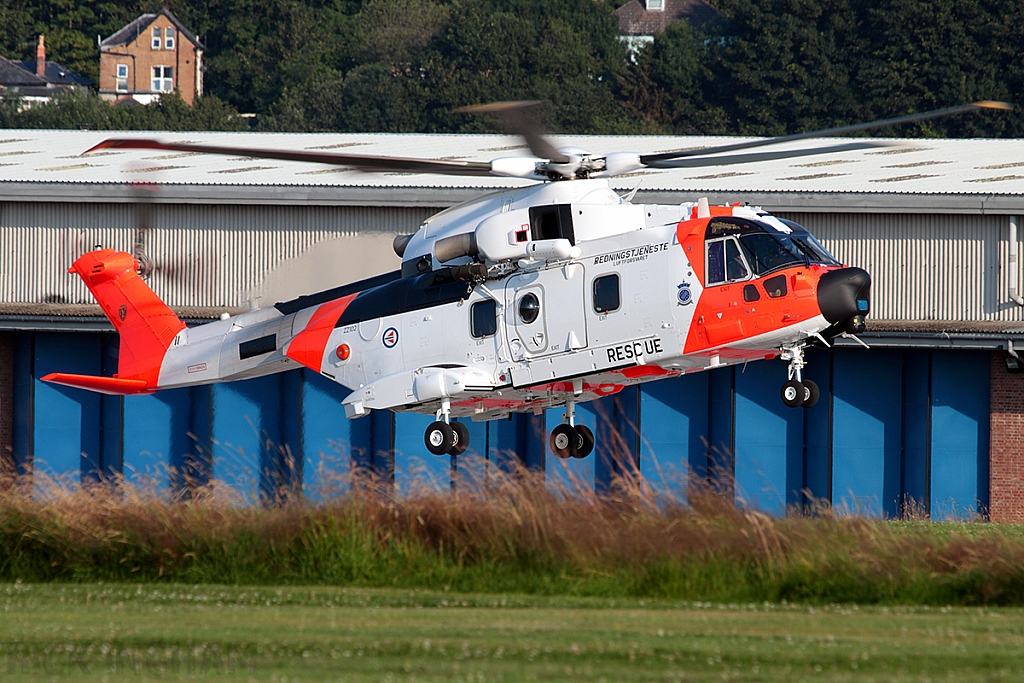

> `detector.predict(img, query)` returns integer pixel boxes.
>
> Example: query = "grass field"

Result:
[3,583,1023,682]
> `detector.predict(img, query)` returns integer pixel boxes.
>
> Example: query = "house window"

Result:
[645,0,665,10]
[165,27,175,49]
[151,26,161,49]
[152,66,173,92]
[115,64,128,92]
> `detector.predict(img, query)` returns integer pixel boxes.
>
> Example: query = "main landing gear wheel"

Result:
[424,421,454,455]
[781,380,804,408]
[550,424,578,459]
[801,379,820,409]
[780,379,820,409]
[449,421,470,456]
[574,425,595,458]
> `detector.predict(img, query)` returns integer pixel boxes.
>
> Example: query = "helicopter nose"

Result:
[817,267,871,332]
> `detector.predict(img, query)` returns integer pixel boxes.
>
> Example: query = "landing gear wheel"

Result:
[573,425,595,458]
[424,421,454,455]
[801,380,820,409]
[550,424,579,459]
[448,421,469,456]
[781,380,805,408]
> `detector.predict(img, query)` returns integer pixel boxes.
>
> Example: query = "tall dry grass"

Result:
[2,457,1024,605]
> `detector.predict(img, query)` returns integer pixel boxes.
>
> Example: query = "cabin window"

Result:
[529,204,575,244]
[764,274,788,298]
[151,26,161,49]
[165,27,175,49]
[706,237,750,286]
[518,293,540,324]
[239,334,276,360]
[743,284,760,302]
[471,299,497,338]
[593,274,620,313]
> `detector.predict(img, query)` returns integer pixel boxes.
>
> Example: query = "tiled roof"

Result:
[0,56,46,87]
[615,0,724,35]
[13,61,90,87]
[100,8,203,50]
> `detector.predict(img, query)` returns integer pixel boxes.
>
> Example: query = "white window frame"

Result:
[151,65,173,92]
[646,0,665,10]
[165,27,175,50]
[151,26,161,49]
[115,64,128,92]
[705,237,752,287]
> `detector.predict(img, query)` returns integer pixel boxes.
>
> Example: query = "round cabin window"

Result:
[518,293,540,324]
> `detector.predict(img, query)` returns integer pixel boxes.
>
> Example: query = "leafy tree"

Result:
[0,89,246,130]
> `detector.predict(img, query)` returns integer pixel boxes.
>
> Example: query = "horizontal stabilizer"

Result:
[41,373,153,396]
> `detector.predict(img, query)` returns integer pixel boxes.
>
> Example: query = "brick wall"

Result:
[0,332,12,471]
[989,351,1024,522]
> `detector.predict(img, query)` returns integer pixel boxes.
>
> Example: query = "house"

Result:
[0,36,90,103]
[98,8,204,105]
[615,0,724,52]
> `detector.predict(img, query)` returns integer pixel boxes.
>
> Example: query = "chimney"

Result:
[36,35,45,77]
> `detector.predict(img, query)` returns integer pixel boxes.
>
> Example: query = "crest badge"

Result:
[676,282,693,306]
[118,304,127,321]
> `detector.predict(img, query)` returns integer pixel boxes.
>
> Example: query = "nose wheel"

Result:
[424,400,470,455]
[549,401,595,459]
[779,343,819,409]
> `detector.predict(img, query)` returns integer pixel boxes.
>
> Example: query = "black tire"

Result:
[424,421,454,455]
[801,379,820,409]
[781,379,805,408]
[549,424,578,459]
[574,424,595,458]
[448,421,470,456]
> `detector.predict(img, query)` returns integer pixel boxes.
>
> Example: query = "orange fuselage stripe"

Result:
[285,293,359,372]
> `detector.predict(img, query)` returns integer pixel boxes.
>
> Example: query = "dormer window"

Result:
[151,26,161,49]
[165,27,175,49]
[645,0,665,10]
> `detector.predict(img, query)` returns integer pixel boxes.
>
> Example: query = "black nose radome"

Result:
[817,267,871,325]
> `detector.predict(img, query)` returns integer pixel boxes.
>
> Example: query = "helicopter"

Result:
[41,100,1011,459]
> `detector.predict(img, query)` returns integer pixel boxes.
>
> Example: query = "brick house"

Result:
[615,0,723,52]
[98,8,204,105]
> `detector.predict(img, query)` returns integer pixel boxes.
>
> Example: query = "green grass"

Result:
[3,583,1024,681]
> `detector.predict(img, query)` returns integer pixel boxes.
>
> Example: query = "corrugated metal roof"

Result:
[0,129,1020,197]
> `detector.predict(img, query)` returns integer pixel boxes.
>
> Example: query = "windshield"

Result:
[778,219,840,266]
[737,220,840,275]
[738,233,807,275]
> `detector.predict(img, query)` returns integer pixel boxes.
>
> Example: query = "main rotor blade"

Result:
[84,139,495,177]
[646,141,888,169]
[640,101,1013,166]
[456,101,571,164]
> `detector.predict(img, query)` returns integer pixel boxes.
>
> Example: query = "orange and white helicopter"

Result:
[42,101,1010,459]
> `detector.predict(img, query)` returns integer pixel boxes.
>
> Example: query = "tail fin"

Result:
[42,249,185,395]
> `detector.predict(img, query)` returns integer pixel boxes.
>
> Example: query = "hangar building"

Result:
[0,130,1022,520]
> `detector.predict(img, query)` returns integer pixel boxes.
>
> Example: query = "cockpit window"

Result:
[779,219,840,266]
[737,233,805,275]
[708,216,837,278]
[706,237,751,286]
[726,239,748,280]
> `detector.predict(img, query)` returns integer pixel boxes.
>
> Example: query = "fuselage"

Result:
[149,179,870,423]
